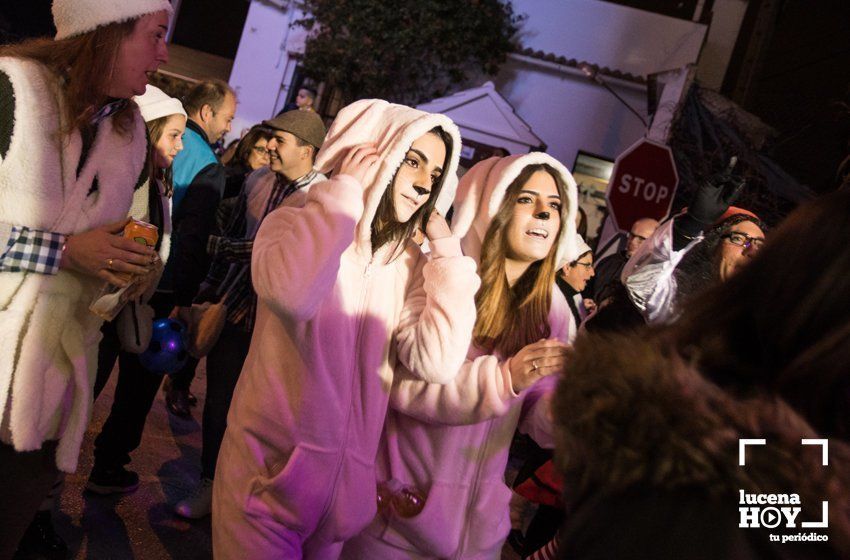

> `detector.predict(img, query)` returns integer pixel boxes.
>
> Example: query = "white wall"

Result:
[495,59,648,168]
[227,1,305,142]
[510,0,707,76]
[227,0,715,160]
[696,0,749,90]
[492,0,709,167]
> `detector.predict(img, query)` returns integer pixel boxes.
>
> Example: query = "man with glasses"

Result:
[589,217,658,303]
[714,215,765,280]
[558,243,598,332]
[623,162,767,323]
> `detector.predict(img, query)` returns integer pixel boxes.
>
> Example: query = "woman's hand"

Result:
[424,210,451,241]
[60,218,158,287]
[583,298,598,314]
[339,144,379,186]
[507,339,569,393]
[123,258,163,302]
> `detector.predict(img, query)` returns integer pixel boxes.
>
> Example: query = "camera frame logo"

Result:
[738,438,829,544]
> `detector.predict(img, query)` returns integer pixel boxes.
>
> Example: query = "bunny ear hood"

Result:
[314,99,462,250]
[450,153,580,266]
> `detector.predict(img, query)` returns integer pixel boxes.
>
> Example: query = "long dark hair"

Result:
[370,126,453,257]
[473,163,569,356]
[229,126,274,170]
[0,20,138,139]
[673,191,850,439]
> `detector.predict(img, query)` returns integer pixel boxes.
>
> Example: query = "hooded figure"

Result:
[212,99,480,559]
[341,153,580,560]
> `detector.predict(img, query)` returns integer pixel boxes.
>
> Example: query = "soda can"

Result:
[124,219,158,248]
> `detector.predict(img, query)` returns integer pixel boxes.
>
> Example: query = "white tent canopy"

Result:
[417,82,545,155]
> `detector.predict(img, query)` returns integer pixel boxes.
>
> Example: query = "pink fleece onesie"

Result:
[212,100,480,559]
[341,153,582,560]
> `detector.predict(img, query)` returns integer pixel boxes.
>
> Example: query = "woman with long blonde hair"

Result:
[342,153,580,559]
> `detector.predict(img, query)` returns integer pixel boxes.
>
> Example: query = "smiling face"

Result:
[504,170,563,266]
[108,11,170,98]
[267,130,312,179]
[391,132,447,223]
[153,114,186,169]
[203,92,237,143]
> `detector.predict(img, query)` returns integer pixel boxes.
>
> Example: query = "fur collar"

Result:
[553,332,850,531]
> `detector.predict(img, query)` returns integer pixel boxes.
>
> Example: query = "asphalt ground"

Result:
[53,360,522,559]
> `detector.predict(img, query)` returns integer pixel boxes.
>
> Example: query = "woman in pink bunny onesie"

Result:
[212,99,480,559]
[341,153,581,559]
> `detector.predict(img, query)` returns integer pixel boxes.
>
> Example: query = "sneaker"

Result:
[13,510,68,560]
[174,478,213,519]
[86,465,140,495]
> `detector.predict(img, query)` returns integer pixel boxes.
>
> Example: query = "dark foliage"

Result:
[295,0,522,105]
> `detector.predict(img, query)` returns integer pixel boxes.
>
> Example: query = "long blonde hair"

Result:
[473,164,568,356]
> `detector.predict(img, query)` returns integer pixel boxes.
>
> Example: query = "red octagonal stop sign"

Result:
[606,138,679,232]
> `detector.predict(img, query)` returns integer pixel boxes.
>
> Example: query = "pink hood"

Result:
[315,99,463,254]
[450,153,581,267]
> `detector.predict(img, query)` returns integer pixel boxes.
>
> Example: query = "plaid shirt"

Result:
[202,170,321,331]
[0,225,65,274]
[0,100,130,275]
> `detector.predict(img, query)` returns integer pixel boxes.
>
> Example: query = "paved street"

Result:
[57,362,212,560]
[52,361,521,559]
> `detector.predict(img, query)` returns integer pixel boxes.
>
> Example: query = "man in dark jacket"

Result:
[588,217,657,303]
[164,79,236,417]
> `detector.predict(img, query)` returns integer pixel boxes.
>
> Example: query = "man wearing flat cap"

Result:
[172,110,327,519]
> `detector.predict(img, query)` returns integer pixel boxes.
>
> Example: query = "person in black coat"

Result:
[553,189,850,559]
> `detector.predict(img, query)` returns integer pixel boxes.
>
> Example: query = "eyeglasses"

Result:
[574,261,594,269]
[722,231,765,250]
[252,146,270,156]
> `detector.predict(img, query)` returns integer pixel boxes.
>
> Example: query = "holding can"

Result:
[125,219,159,248]
[89,220,160,320]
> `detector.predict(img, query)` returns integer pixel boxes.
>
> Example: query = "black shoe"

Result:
[13,510,68,560]
[86,465,140,495]
[165,387,193,418]
[163,377,197,409]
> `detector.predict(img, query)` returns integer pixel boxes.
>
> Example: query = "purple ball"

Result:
[139,318,188,375]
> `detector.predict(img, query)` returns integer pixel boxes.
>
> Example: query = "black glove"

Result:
[674,157,746,249]
[688,157,746,225]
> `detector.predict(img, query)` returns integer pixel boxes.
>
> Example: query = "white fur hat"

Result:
[53,0,174,40]
[134,85,186,123]
[574,236,592,260]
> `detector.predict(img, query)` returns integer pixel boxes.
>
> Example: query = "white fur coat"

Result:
[0,58,147,472]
